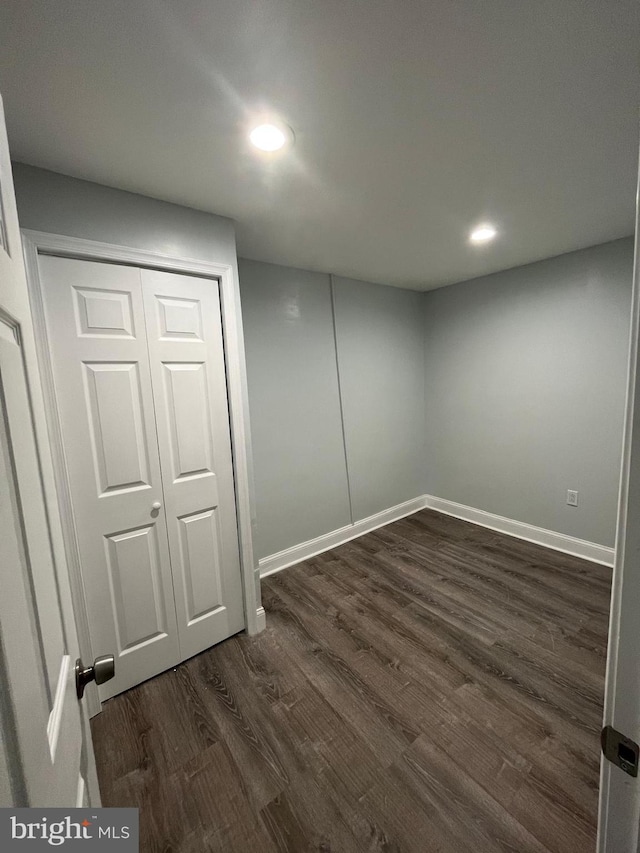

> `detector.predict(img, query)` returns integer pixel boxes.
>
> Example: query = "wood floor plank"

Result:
[177,742,279,852]
[260,791,312,853]
[189,642,290,811]
[263,583,419,767]
[273,683,385,799]
[92,509,610,852]
[393,734,552,853]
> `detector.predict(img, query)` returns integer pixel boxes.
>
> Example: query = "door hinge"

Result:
[601,726,639,777]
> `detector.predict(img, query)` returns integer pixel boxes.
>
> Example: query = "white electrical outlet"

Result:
[567,490,579,507]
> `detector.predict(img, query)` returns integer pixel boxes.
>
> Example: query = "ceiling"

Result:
[0,0,638,290]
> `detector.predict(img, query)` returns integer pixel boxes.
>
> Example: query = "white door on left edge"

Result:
[0,94,96,806]
[38,255,245,702]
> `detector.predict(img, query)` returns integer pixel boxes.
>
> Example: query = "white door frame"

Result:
[22,229,264,718]
[597,147,640,851]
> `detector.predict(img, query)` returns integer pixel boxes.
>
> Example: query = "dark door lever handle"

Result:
[75,654,115,699]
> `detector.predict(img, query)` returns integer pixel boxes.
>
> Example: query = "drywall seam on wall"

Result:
[258,494,614,578]
[237,258,352,558]
[332,275,427,522]
[329,272,354,525]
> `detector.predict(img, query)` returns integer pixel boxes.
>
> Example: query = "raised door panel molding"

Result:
[73,287,135,339]
[178,508,224,625]
[82,361,151,496]
[0,311,19,345]
[162,361,215,482]
[157,296,203,341]
[105,524,168,654]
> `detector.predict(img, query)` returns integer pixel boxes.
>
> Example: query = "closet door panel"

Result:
[105,524,168,651]
[162,360,214,482]
[82,360,151,494]
[178,508,224,622]
[39,256,181,700]
[141,269,245,659]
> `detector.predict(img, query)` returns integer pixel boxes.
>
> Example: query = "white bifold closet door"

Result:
[39,255,245,701]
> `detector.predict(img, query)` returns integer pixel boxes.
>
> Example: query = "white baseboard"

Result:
[423,495,615,567]
[259,496,428,578]
[258,493,614,580]
[255,606,266,632]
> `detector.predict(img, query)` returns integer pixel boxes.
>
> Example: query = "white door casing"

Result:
[0,94,97,806]
[141,269,245,659]
[597,146,640,852]
[36,257,246,701]
[38,255,182,700]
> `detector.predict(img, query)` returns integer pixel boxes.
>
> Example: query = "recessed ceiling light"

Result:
[470,223,498,245]
[249,123,288,152]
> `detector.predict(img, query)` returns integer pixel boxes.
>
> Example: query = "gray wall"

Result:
[333,276,426,521]
[238,260,427,559]
[11,163,238,267]
[423,237,634,548]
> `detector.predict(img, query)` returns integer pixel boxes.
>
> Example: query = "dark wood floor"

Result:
[92,509,611,853]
